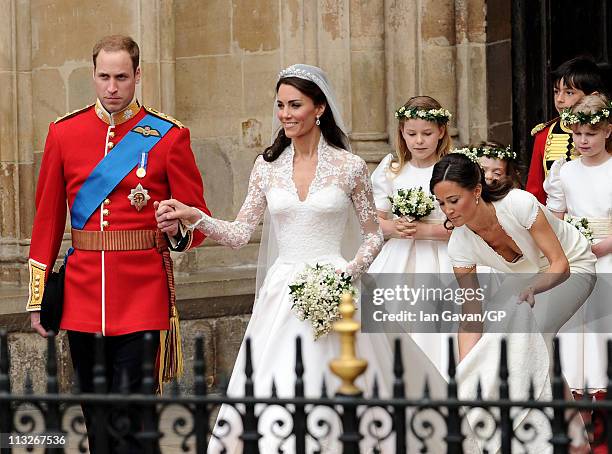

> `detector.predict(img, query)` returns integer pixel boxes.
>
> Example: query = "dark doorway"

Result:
[511,0,612,171]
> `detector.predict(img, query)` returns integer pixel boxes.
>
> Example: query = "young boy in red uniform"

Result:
[526,56,606,203]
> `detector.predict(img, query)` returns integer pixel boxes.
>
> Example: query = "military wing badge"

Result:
[133,125,161,137]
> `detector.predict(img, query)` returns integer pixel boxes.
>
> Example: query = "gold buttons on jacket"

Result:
[107,142,114,149]
[104,198,111,206]
[102,220,109,228]
[103,209,109,216]
[108,131,115,138]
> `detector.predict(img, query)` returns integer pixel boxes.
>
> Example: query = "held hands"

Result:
[155,199,201,234]
[30,311,48,338]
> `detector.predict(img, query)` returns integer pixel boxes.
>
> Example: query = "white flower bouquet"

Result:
[565,215,594,243]
[289,263,357,340]
[388,187,435,221]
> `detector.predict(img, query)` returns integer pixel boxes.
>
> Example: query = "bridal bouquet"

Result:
[388,187,435,221]
[565,215,594,243]
[289,264,357,340]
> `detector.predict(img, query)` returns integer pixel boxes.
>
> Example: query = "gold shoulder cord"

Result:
[143,106,185,129]
[54,104,95,123]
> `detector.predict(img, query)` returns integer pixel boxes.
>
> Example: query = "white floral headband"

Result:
[450,147,481,166]
[561,103,612,126]
[395,106,452,124]
[476,145,516,161]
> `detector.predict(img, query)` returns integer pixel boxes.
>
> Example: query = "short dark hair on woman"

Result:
[263,77,350,162]
[430,153,513,203]
[552,56,606,95]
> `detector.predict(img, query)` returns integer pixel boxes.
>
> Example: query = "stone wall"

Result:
[0,0,508,392]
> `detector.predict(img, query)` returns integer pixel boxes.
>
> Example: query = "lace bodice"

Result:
[194,139,383,278]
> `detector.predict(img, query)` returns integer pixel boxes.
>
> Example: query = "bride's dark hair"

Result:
[263,77,350,162]
[429,153,513,202]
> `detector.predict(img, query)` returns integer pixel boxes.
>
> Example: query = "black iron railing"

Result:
[0,328,610,453]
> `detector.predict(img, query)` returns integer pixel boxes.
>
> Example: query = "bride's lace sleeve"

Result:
[193,156,267,249]
[346,158,384,279]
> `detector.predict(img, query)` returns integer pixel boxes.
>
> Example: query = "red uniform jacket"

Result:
[526,118,575,204]
[27,100,209,335]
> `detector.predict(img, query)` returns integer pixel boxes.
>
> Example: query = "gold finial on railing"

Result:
[329,292,368,396]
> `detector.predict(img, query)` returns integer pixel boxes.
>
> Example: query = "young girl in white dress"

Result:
[368,96,452,374]
[156,65,447,454]
[431,153,597,452]
[544,93,612,445]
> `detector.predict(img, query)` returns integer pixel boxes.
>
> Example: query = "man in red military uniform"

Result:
[26,35,209,452]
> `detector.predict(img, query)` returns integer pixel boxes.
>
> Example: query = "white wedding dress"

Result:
[199,139,448,453]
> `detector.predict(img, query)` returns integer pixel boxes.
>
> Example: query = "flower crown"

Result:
[561,102,612,126]
[475,144,516,161]
[450,147,481,165]
[278,65,324,86]
[395,106,452,124]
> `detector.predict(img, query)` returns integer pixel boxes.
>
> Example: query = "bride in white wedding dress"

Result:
[156,64,447,453]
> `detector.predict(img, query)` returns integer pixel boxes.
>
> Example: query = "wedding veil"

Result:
[255,64,362,301]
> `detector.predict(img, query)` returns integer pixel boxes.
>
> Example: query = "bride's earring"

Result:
[475,196,480,205]
[315,116,321,126]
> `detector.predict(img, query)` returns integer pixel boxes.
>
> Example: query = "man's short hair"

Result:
[92,35,140,73]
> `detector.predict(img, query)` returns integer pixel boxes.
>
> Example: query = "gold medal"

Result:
[136,167,146,178]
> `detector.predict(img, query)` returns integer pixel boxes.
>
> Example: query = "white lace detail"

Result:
[196,156,268,249]
[196,139,383,278]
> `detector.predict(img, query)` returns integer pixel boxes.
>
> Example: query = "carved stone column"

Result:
[349,0,390,163]
[0,0,34,285]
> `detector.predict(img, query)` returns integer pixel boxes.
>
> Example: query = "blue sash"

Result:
[70,114,173,229]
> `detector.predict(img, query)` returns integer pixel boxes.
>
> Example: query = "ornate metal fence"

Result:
[1,321,611,452]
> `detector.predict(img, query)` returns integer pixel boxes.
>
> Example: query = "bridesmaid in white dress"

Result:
[431,153,597,453]
[544,94,612,406]
[156,65,447,453]
[368,96,452,374]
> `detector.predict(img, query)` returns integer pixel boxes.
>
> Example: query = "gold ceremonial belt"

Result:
[71,228,163,251]
[588,218,612,239]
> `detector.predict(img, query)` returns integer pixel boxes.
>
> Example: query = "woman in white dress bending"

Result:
[156,65,447,453]
[544,93,612,441]
[368,96,452,374]
[430,153,597,452]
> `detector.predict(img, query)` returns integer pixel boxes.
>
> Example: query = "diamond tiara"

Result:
[278,65,324,85]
